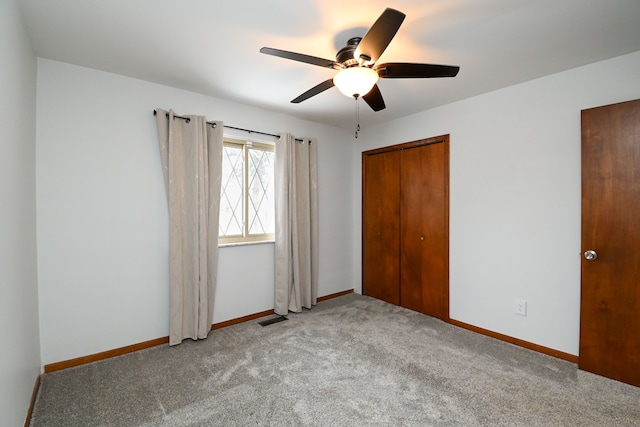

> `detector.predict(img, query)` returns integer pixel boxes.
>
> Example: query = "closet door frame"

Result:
[362,134,450,320]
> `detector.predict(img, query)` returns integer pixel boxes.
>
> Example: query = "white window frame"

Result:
[219,137,275,245]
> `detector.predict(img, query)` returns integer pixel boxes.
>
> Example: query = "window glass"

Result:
[248,147,275,235]
[219,139,275,244]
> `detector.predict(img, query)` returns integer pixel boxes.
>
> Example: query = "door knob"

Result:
[584,250,598,261]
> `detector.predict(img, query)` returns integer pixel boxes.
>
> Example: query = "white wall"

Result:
[0,0,41,425]
[354,51,640,356]
[36,59,355,365]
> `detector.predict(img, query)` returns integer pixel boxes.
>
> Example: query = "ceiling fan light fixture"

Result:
[333,67,379,98]
[260,8,459,111]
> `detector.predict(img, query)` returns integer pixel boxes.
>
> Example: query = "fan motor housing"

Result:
[336,37,362,66]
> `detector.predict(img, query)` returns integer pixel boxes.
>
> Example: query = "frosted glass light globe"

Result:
[333,67,379,98]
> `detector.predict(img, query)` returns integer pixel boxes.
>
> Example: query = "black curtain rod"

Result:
[153,110,280,139]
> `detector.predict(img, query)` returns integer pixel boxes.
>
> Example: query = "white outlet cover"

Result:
[514,299,527,316]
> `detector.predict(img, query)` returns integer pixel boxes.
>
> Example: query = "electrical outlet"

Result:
[514,299,527,316]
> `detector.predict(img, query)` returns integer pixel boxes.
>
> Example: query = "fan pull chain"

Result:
[355,96,360,139]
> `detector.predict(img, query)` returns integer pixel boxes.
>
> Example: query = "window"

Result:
[219,138,275,244]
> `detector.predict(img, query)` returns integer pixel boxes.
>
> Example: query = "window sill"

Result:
[218,240,275,248]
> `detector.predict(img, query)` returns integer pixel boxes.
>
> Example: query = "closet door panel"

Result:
[362,150,401,304]
[400,143,448,319]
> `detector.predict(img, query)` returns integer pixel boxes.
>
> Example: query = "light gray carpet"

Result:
[31,294,640,426]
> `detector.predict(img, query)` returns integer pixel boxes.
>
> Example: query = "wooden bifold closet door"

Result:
[362,136,449,320]
[362,149,401,305]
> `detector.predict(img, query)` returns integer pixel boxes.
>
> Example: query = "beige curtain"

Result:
[155,109,223,345]
[274,133,318,315]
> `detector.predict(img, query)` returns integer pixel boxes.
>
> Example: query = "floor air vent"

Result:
[258,316,288,327]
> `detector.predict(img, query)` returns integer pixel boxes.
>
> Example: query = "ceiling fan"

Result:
[260,8,460,112]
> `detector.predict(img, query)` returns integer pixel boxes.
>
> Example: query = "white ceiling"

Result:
[20,0,640,130]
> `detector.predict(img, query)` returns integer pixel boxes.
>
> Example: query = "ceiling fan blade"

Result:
[356,8,406,64]
[260,47,340,70]
[376,63,460,78]
[291,79,335,103]
[362,84,386,112]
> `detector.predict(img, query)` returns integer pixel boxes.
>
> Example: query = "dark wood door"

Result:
[400,142,449,320]
[580,98,640,387]
[362,150,400,305]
